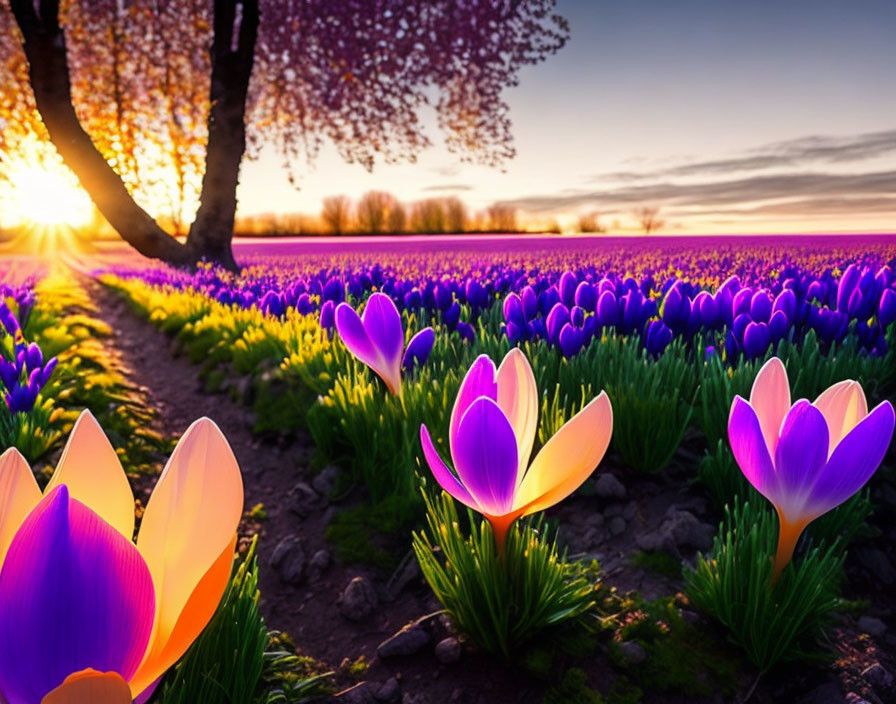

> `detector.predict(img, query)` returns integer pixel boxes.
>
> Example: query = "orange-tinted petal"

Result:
[132,418,243,694]
[0,447,41,570]
[129,536,235,697]
[749,357,791,458]
[515,391,612,514]
[813,379,868,456]
[44,410,135,540]
[41,669,132,704]
[496,348,539,484]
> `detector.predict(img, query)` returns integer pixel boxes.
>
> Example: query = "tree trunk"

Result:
[9,0,192,266]
[186,0,259,272]
[9,0,260,272]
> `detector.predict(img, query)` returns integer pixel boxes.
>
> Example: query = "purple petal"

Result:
[402,327,435,374]
[773,400,829,519]
[0,486,154,704]
[451,397,518,515]
[360,293,404,368]
[419,424,478,511]
[335,303,377,365]
[728,396,776,500]
[807,401,895,517]
[449,355,498,459]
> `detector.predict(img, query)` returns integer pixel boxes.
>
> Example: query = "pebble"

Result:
[861,663,893,690]
[609,516,626,535]
[338,576,379,621]
[434,637,462,664]
[618,640,647,665]
[269,535,306,585]
[312,465,342,498]
[373,678,401,703]
[336,682,376,703]
[377,624,431,658]
[288,481,320,517]
[635,507,714,554]
[310,549,331,572]
[857,615,886,639]
[595,473,626,499]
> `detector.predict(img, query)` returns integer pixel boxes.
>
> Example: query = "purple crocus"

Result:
[335,293,434,396]
[728,357,895,579]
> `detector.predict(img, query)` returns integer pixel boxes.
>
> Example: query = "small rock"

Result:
[636,508,714,554]
[288,481,320,517]
[310,549,331,572]
[584,513,605,528]
[385,555,422,601]
[336,682,376,704]
[797,683,846,704]
[609,516,626,535]
[861,663,893,690]
[377,624,431,658]
[856,547,896,585]
[595,473,626,499]
[623,501,638,521]
[618,640,647,665]
[435,637,462,664]
[312,465,342,498]
[604,504,623,518]
[857,615,887,639]
[269,535,306,585]
[373,678,401,703]
[338,577,378,621]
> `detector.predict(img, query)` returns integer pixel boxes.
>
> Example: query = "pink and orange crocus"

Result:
[728,357,894,580]
[420,348,613,550]
[0,410,244,704]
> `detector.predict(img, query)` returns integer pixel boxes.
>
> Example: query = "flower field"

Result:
[2,234,896,703]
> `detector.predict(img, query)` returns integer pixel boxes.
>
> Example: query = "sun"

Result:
[4,164,94,229]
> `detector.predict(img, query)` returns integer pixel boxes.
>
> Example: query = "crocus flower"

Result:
[728,357,894,579]
[0,410,244,703]
[335,293,434,396]
[420,348,613,549]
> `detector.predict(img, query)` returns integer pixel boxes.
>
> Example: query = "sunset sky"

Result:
[238,0,896,234]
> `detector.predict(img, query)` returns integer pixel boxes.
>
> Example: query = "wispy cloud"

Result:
[421,183,475,192]
[503,170,896,215]
[587,129,896,183]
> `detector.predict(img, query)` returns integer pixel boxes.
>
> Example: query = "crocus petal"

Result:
[514,391,612,514]
[496,348,539,484]
[451,397,518,515]
[813,380,868,456]
[773,400,829,522]
[419,424,479,511]
[43,410,135,540]
[130,537,235,699]
[131,418,243,696]
[748,357,791,458]
[728,396,777,500]
[806,401,895,518]
[41,670,133,704]
[449,355,498,461]
[0,448,41,570]
[335,302,400,393]
[361,293,404,393]
[0,487,155,704]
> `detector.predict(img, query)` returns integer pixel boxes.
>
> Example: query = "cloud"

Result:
[502,170,896,215]
[421,183,475,192]
[587,129,896,183]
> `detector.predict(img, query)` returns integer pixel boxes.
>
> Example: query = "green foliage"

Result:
[630,551,682,578]
[325,496,421,569]
[158,542,268,704]
[412,488,599,661]
[685,500,843,671]
[697,440,751,509]
[542,669,603,704]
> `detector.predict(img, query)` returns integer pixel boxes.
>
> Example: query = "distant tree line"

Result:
[235,191,521,236]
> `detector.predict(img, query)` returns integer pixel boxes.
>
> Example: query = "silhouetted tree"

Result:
[444,197,469,233]
[411,199,446,234]
[387,201,407,234]
[321,195,352,235]
[1,0,569,269]
[636,206,664,235]
[486,203,518,232]
[356,191,397,234]
[577,211,605,233]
